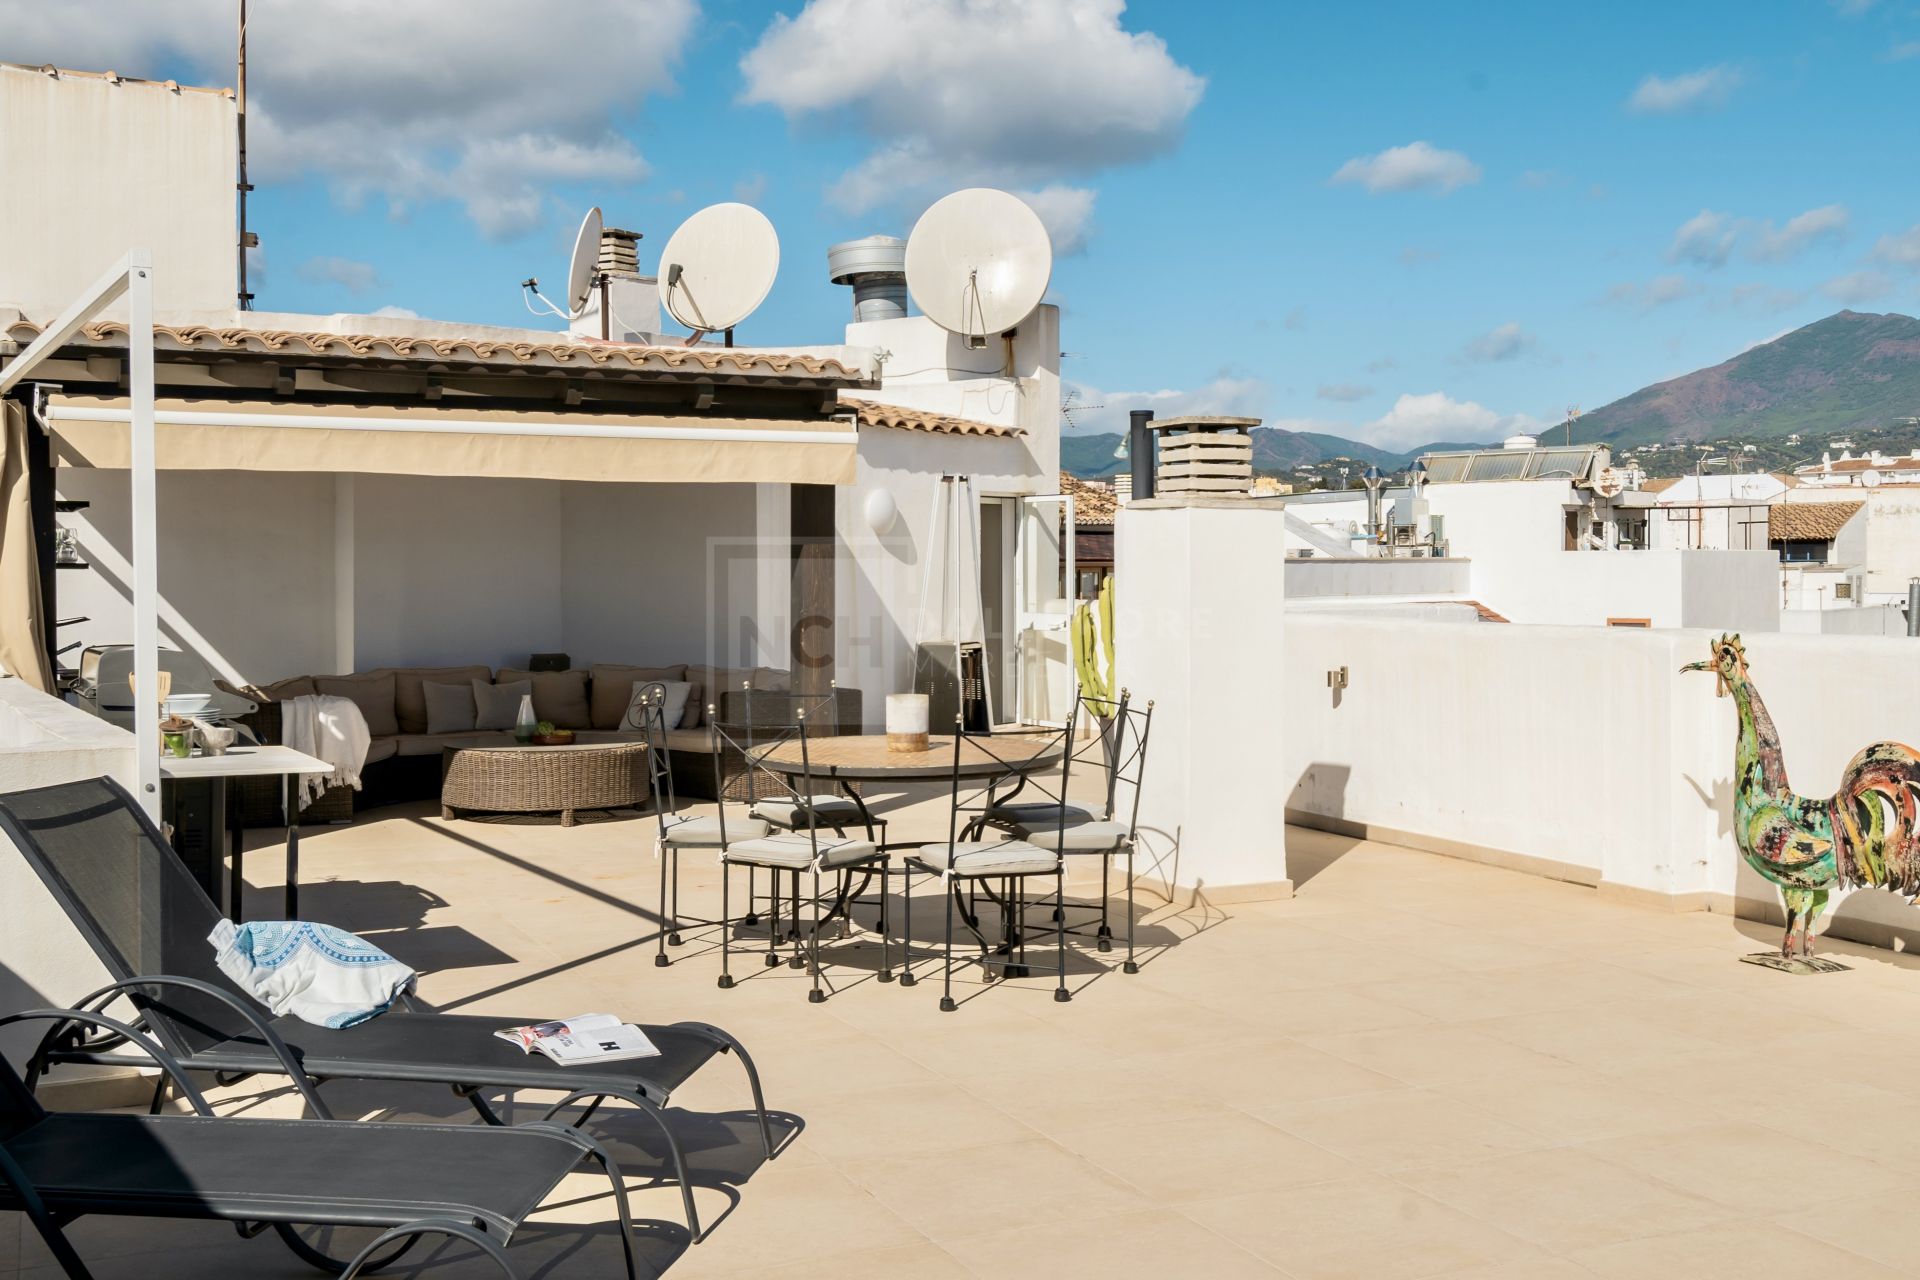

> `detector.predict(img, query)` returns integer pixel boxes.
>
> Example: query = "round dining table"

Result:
[747,731,1069,978]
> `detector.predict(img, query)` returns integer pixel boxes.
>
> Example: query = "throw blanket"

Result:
[209,919,415,1029]
[280,693,369,805]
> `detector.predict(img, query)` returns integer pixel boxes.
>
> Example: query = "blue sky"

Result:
[8,0,1920,449]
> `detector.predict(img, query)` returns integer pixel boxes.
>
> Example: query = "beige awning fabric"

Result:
[45,395,858,485]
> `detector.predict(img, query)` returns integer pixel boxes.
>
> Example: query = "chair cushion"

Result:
[659,813,770,846]
[914,840,1058,877]
[751,794,866,828]
[987,800,1099,827]
[1015,819,1131,852]
[589,664,688,730]
[725,832,878,869]
[497,668,591,731]
[390,665,492,734]
[315,671,399,738]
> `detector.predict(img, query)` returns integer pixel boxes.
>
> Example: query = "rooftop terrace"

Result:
[10,801,1920,1278]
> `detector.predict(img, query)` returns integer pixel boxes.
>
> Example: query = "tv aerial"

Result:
[522,206,618,336]
[904,188,1052,351]
[657,202,780,346]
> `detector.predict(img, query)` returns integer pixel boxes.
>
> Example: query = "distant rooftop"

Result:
[1417,443,1607,484]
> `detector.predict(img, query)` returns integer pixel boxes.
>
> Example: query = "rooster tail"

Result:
[1831,742,1920,897]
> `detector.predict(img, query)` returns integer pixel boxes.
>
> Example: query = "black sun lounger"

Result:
[0,777,776,1243]
[0,1009,640,1278]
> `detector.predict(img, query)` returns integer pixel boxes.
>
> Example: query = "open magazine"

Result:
[493,1013,661,1064]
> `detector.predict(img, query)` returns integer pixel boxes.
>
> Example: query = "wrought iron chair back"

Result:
[942,703,1081,852]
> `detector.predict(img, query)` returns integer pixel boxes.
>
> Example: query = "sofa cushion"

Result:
[315,671,398,738]
[422,680,478,734]
[390,665,492,734]
[683,665,752,728]
[364,737,400,765]
[262,675,317,702]
[588,664,687,730]
[474,679,530,732]
[394,730,515,757]
[497,668,591,731]
[620,680,694,733]
[752,667,792,692]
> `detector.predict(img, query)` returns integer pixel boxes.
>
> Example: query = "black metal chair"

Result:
[0,776,778,1245]
[712,706,893,1002]
[638,693,771,969]
[998,692,1155,974]
[901,712,1077,1011]
[0,1008,639,1279]
[736,682,885,843]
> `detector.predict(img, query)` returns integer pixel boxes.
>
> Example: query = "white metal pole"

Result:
[128,252,161,818]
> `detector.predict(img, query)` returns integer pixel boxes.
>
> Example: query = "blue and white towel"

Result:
[208,919,415,1029]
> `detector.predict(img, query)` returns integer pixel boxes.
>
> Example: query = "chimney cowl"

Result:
[828,235,907,323]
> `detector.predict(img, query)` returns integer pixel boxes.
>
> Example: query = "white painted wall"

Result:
[1285,617,1920,946]
[559,480,762,666]
[0,679,134,1069]
[0,66,236,321]
[1284,557,1471,600]
[1116,498,1290,897]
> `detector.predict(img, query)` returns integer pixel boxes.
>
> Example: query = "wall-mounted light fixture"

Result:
[864,489,899,535]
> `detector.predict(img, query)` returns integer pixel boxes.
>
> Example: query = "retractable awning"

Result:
[43,395,858,485]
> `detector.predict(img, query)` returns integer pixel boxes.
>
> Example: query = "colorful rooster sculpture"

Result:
[1683,634,1920,959]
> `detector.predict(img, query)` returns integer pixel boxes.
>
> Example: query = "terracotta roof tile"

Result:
[4,318,864,383]
[1059,472,1119,526]
[1769,500,1863,542]
[841,396,1022,437]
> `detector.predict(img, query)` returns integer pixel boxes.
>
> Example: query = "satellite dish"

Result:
[567,206,604,314]
[1862,469,1883,488]
[657,203,780,335]
[905,188,1052,348]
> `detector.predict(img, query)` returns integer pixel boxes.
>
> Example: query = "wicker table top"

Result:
[442,740,645,755]
[751,732,1062,781]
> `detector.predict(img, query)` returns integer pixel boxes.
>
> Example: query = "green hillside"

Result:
[1578,310,1920,446]
[1060,426,1469,479]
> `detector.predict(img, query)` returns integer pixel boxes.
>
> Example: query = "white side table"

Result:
[161,745,332,920]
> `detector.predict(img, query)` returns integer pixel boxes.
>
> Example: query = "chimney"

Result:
[828,235,908,324]
[569,225,659,342]
[1149,416,1258,497]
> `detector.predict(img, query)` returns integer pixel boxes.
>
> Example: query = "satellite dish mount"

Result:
[522,206,617,339]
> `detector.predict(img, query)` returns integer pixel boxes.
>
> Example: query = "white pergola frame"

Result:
[0,251,161,815]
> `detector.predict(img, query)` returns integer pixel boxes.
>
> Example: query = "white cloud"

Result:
[1748,204,1849,262]
[1,0,694,240]
[1874,224,1920,268]
[1890,41,1920,61]
[1316,383,1373,403]
[1821,270,1894,304]
[1727,282,1807,312]
[1627,65,1742,114]
[1831,0,1877,14]
[1330,141,1481,194]
[296,255,379,294]
[1669,210,1736,267]
[733,173,768,204]
[1457,322,1535,364]
[1014,186,1098,257]
[1360,392,1520,452]
[1605,275,1701,311]
[369,305,420,320]
[1064,375,1267,435]
[741,0,1201,251]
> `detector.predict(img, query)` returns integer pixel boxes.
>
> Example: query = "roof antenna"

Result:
[236,0,255,310]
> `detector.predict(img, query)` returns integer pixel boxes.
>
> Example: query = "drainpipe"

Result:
[1129,410,1155,500]
[1908,578,1919,637]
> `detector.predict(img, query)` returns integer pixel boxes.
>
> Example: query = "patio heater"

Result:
[911,474,993,733]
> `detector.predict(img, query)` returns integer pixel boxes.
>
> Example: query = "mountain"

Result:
[1060,425,1463,479]
[1577,310,1920,447]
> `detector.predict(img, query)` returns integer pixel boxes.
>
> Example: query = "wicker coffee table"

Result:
[440,741,648,826]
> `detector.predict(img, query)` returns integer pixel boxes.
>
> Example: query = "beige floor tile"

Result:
[1301,1024,1567,1087]
[1062,1110,1364,1204]
[942,1209,1280,1278]
[1583,1121,1893,1216]
[1396,1146,1739,1252]
[1430,1261,1601,1279]
[1568,1221,1905,1279]
[1181,1176,1543,1280]
[1253,1088,1549,1172]
[1430,1064,1725,1145]
[1131,1037,1404,1110]
[1777,1189,1920,1276]
[675,1241,974,1280]
[666,1165,926,1273]
[786,1078,1039,1163]
[1464,1003,1727,1072]
[838,1137,1149,1242]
